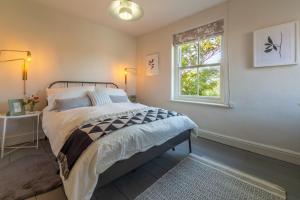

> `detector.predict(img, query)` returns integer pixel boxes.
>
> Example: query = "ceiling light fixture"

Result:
[109,0,143,21]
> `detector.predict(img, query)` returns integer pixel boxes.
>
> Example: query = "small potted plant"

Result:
[24,95,40,113]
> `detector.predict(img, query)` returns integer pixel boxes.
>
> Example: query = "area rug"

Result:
[135,154,286,200]
[0,154,62,200]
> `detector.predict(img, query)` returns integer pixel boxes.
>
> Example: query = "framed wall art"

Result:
[8,99,25,116]
[145,53,159,76]
[253,21,298,67]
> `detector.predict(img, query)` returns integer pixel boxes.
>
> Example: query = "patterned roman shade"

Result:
[173,19,224,46]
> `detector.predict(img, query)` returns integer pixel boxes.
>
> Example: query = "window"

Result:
[172,19,228,106]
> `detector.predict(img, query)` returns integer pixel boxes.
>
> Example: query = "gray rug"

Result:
[0,154,62,200]
[136,154,286,200]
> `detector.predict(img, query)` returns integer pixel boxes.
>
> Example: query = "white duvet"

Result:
[42,103,197,200]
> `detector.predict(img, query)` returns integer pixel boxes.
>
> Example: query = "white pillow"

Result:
[47,86,95,110]
[98,88,128,96]
[87,90,112,106]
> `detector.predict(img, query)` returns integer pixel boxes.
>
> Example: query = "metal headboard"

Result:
[48,81,118,88]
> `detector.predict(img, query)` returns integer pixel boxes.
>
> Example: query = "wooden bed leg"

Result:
[188,137,192,153]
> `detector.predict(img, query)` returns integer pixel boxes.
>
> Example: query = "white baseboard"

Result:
[197,128,300,166]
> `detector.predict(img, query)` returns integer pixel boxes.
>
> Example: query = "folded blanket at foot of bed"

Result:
[57,108,182,179]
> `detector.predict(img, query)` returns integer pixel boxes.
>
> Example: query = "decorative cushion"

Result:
[99,88,130,103]
[109,95,130,103]
[87,91,112,106]
[55,96,92,111]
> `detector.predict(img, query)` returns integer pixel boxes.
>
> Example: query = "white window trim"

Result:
[170,99,232,108]
[171,31,230,107]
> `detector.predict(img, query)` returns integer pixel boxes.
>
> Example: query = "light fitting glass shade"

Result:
[109,0,143,21]
[26,51,32,62]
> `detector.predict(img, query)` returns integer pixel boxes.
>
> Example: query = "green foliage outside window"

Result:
[179,36,222,97]
[180,69,197,95]
[181,43,198,67]
[199,36,222,64]
[180,68,220,96]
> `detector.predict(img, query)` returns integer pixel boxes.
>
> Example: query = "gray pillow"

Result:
[55,96,92,111]
[109,95,130,103]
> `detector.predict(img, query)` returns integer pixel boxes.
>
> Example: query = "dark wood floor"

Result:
[1,137,299,200]
[92,137,300,200]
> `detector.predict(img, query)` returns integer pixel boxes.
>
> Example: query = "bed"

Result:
[42,81,197,200]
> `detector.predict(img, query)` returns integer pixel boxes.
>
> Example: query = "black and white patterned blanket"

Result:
[57,108,182,179]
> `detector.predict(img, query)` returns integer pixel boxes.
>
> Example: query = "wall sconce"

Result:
[0,50,32,95]
[124,67,136,92]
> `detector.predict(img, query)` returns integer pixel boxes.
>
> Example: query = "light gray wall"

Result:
[136,0,300,163]
[1,0,299,164]
[0,0,136,145]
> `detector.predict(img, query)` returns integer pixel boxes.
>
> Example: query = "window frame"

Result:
[172,33,229,106]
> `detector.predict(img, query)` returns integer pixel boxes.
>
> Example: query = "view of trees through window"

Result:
[177,35,222,97]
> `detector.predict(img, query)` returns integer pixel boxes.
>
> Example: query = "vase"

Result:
[25,103,34,112]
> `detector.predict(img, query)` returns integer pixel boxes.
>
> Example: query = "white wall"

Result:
[0,0,136,145]
[136,0,300,164]
[1,0,299,164]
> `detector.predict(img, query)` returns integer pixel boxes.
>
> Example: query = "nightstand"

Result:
[0,111,41,158]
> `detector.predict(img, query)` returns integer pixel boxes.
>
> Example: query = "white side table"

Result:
[0,111,41,158]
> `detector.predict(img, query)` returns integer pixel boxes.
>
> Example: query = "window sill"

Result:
[170,99,232,108]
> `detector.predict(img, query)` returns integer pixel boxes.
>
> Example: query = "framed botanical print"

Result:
[8,99,25,116]
[254,21,298,67]
[145,54,159,76]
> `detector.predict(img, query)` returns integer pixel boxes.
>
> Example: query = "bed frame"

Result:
[48,81,192,191]
[48,80,119,89]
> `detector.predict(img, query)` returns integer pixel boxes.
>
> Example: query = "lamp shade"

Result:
[26,51,32,62]
[109,0,143,21]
